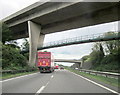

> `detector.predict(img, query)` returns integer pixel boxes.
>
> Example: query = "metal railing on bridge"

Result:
[38,32,120,50]
[22,32,120,53]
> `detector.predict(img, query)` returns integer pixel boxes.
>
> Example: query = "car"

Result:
[75,68,78,70]
[54,65,59,69]
[60,67,64,70]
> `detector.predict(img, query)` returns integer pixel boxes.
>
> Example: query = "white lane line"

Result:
[35,81,50,94]
[45,81,50,87]
[35,74,54,94]
[1,72,39,82]
[67,70,119,94]
[35,86,45,94]
[51,75,54,78]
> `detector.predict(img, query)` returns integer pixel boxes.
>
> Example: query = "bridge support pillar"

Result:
[80,61,83,69]
[28,21,44,67]
[37,34,45,48]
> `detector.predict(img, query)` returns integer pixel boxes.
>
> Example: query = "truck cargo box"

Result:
[37,52,54,73]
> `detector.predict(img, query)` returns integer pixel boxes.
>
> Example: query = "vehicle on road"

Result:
[75,68,78,70]
[60,67,64,70]
[37,52,54,73]
[54,65,59,69]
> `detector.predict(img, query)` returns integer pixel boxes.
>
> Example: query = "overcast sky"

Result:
[0,0,118,66]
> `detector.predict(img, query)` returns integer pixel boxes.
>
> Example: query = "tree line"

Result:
[81,32,120,72]
[1,23,30,70]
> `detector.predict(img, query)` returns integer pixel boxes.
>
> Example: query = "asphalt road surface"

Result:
[2,69,118,94]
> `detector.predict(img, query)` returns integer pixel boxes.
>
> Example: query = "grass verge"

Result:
[65,67,119,88]
[1,70,39,80]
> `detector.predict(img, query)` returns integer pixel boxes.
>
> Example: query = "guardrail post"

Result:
[105,74,107,77]
[95,73,97,76]
[89,71,90,74]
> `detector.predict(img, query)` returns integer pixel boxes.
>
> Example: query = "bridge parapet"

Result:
[38,32,120,50]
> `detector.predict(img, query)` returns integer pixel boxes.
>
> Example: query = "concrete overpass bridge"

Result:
[3,1,119,66]
[55,59,81,63]
[55,59,82,69]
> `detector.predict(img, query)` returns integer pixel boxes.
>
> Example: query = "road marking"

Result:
[67,70,119,94]
[1,72,39,82]
[35,74,53,94]
[51,75,54,78]
[35,86,45,94]
[35,81,50,94]
[45,81,50,87]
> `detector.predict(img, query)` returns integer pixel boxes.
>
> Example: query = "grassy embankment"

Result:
[65,67,119,88]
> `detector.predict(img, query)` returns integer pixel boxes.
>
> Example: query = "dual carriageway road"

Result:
[2,69,119,94]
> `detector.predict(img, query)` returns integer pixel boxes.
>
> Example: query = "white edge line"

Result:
[67,70,119,94]
[0,72,39,82]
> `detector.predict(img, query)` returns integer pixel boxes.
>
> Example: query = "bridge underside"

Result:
[6,2,119,40]
[3,2,119,67]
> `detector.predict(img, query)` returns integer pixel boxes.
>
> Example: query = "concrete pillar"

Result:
[80,61,83,69]
[28,21,44,67]
[78,63,81,69]
[37,34,45,48]
[35,34,45,65]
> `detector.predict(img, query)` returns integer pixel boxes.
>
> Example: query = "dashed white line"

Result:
[67,70,119,94]
[51,75,54,78]
[35,86,45,95]
[35,81,50,94]
[35,75,54,94]
[46,81,50,86]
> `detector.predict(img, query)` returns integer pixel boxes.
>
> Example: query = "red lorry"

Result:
[37,52,54,73]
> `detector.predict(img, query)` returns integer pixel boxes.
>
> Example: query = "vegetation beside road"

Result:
[1,22,36,79]
[65,67,119,88]
[1,23,30,71]
[2,70,39,80]
[80,32,120,72]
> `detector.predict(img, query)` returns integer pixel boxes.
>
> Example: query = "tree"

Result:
[2,44,27,70]
[102,32,120,64]
[103,32,118,54]
[0,41,2,68]
[91,42,104,64]
[81,55,89,63]
[1,22,28,70]
[2,23,13,44]
[21,38,29,60]
[21,38,29,50]
[89,32,119,70]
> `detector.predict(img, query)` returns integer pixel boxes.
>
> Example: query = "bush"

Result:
[94,62,119,71]
[2,44,28,70]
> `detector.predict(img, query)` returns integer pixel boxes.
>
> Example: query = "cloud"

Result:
[43,43,93,60]
[0,0,39,20]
